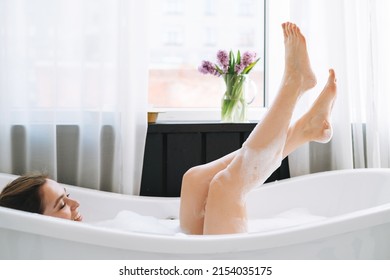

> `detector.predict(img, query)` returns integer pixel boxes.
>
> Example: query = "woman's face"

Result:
[40,179,82,222]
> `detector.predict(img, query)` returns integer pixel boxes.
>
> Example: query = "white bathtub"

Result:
[1,168,390,259]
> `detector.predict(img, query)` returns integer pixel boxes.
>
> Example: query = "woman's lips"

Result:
[73,212,83,222]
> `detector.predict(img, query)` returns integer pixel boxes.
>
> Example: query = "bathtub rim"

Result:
[2,168,390,255]
[2,201,390,255]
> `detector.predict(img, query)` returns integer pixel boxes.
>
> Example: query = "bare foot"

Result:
[282,22,317,92]
[298,69,337,143]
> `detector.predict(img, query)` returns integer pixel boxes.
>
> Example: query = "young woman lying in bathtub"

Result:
[0,22,337,235]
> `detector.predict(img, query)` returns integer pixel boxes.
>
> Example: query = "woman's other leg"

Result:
[180,68,337,234]
[283,69,337,156]
[202,22,317,234]
[180,23,337,235]
[180,69,337,235]
[179,150,238,234]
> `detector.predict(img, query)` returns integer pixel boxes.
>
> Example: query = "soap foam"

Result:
[93,208,326,236]
[94,211,181,235]
[238,145,283,192]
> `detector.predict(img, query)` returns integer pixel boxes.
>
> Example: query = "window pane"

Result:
[148,0,265,108]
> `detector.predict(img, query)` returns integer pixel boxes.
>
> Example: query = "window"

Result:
[164,0,184,15]
[237,0,256,17]
[148,0,266,111]
[163,27,184,46]
[204,0,217,16]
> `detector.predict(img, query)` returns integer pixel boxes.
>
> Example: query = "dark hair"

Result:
[0,174,48,214]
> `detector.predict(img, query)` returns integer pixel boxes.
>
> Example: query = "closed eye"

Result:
[59,201,66,210]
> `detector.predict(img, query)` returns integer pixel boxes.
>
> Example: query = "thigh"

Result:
[179,150,239,234]
[202,155,249,234]
[203,146,279,234]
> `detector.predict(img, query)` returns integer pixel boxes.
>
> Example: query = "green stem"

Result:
[221,74,248,122]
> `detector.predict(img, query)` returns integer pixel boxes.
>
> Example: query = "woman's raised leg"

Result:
[283,68,337,156]
[180,151,239,234]
[202,22,317,234]
[179,69,337,234]
[180,23,337,235]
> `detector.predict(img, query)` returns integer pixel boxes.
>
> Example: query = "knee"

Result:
[183,166,201,181]
[182,166,204,190]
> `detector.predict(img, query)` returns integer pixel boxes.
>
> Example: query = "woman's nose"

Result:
[65,197,80,210]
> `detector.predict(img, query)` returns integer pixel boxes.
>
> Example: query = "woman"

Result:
[0,174,83,222]
[0,22,337,235]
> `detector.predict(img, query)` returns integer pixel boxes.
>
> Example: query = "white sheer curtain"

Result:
[0,0,148,194]
[268,0,390,176]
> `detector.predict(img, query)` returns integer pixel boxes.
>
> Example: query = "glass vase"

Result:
[221,74,256,123]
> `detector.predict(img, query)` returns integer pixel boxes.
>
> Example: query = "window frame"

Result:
[148,0,269,122]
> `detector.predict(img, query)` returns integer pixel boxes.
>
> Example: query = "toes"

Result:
[326,69,337,92]
[291,23,298,36]
[283,22,302,38]
[283,22,291,37]
[282,22,291,37]
[287,22,293,36]
[282,23,288,38]
[328,69,336,82]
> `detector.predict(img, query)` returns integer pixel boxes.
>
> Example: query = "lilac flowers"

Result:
[198,50,259,76]
[198,60,220,76]
[217,50,229,72]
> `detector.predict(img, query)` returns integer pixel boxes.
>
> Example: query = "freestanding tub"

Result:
[1,169,390,259]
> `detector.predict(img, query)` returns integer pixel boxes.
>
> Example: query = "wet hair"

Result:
[0,174,48,214]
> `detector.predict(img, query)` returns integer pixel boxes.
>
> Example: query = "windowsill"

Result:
[151,107,268,123]
[146,122,259,134]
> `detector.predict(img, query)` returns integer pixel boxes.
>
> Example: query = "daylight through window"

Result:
[148,0,266,109]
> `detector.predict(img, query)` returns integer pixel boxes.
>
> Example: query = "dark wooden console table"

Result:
[140,122,290,197]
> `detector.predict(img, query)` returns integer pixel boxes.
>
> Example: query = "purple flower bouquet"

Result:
[199,50,259,122]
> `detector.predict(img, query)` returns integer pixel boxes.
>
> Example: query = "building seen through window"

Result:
[148,0,265,109]
[4,0,265,111]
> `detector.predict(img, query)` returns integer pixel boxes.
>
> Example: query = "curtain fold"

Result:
[0,0,148,194]
[269,0,390,176]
